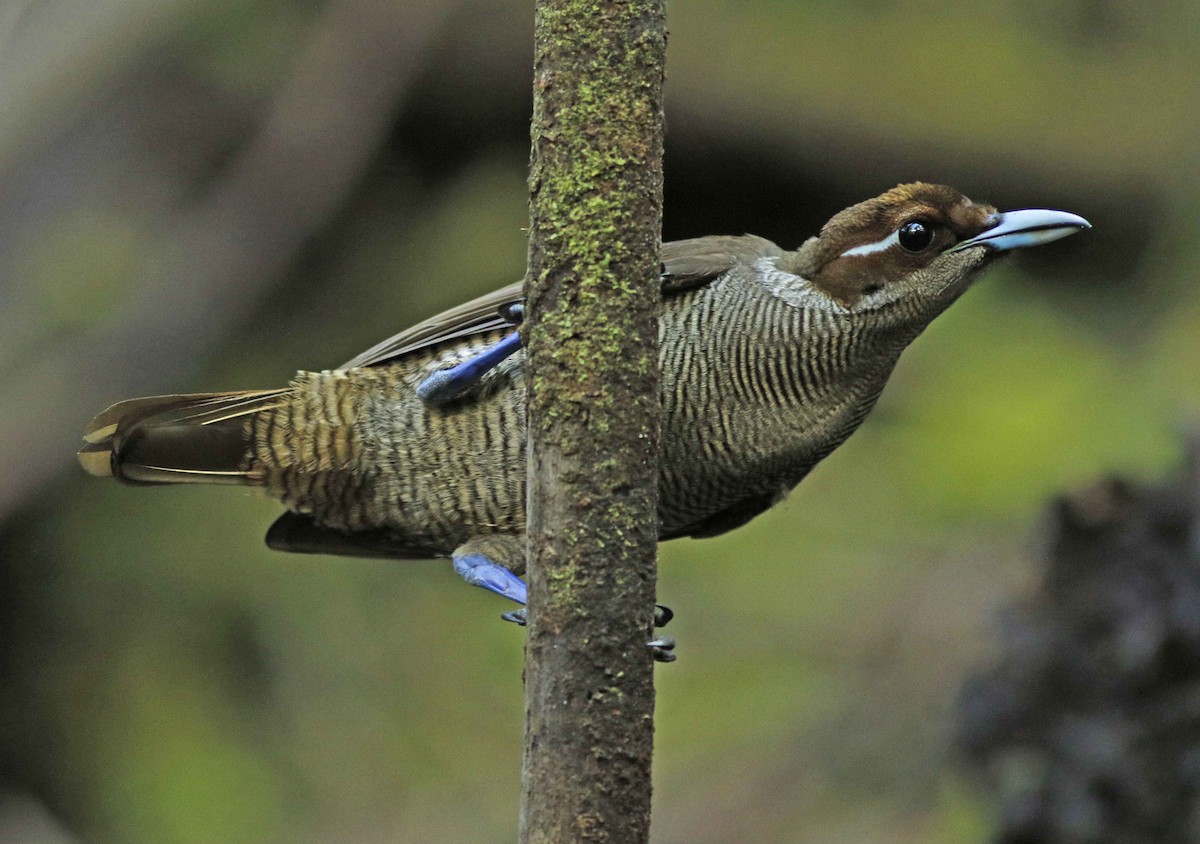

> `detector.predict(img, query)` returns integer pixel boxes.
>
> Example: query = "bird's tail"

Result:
[78,390,288,485]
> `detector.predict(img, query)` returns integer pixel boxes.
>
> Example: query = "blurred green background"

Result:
[0,1,1197,841]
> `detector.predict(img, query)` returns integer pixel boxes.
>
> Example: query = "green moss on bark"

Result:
[520,1,666,843]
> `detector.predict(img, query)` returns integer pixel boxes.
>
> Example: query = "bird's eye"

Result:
[897,220,934,252]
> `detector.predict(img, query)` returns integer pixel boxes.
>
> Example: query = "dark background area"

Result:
[0,1,1196,841]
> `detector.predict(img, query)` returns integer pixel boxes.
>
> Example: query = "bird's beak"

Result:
[948,209,1091,253]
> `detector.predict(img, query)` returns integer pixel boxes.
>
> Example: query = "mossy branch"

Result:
[519,1,666,842]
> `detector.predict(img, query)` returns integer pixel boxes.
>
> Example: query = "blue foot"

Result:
[453,551,528,605]
[417,331,522,405]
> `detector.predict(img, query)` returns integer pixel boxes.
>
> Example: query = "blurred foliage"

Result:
[0,0,1197,842]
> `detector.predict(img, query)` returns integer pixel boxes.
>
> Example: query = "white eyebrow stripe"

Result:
[840,229,899,257]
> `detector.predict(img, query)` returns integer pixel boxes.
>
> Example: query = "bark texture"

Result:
[519,1,666,842]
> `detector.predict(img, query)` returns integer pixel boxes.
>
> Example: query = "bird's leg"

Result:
[417,331,522,405]
[452,549,528,605]
[416,303,525,405]
[452,538,676,661]
[451,537,676,662]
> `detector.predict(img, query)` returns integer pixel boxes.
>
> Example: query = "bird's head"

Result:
[781,182,1090,314]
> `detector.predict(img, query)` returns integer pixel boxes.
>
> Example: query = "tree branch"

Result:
[519,1,666,842]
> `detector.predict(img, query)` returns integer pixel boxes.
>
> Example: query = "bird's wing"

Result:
[342,235,783,370]
[660,234,783,294]
[339,281,523,369]
[265,512,445,560]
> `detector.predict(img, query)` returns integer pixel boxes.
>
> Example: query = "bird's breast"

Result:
[655,278,897,534]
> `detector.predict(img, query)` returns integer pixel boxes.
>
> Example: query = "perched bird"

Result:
[79,183,1088,648]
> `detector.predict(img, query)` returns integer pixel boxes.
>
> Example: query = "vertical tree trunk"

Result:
[519,1,666,842]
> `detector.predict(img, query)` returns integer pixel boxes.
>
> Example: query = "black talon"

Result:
[505,607,675,660]
[501,608,527,626]
[647,637,676,663]
[498,302,524,325]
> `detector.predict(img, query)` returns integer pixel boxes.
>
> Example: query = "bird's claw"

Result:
[506,605,669,628]
[503,609,677,662]
[498,302,524,324]
[648,637,677,663]
[501,608,527,626]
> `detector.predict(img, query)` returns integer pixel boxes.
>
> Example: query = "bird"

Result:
[78,182,1089,656]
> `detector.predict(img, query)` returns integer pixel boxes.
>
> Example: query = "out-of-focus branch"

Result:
[0,0,458,519]
[960,443,1200,842]
[0,0,200,176]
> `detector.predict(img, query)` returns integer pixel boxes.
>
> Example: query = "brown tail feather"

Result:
[78,390,287,485]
